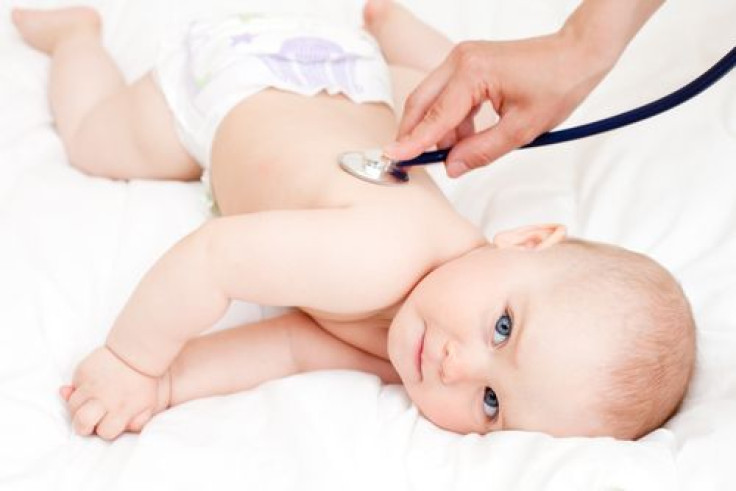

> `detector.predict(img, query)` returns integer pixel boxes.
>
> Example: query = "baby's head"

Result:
[387,224,695,439]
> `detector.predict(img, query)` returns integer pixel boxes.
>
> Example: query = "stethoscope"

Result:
[339,45,736,185]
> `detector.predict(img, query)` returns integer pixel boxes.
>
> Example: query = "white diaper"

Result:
[154,14,394,168]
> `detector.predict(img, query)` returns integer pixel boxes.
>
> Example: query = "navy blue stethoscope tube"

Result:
[395,45,736,168]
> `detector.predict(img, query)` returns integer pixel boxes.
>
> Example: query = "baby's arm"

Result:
[105,208,422,376]
[64,310,396,437]
[168,311,398,407]
[65,207,425,439]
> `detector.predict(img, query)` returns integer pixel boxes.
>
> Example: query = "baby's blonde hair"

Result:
[554,239,696,440]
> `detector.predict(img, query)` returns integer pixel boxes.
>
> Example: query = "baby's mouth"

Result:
[416,329,425,382]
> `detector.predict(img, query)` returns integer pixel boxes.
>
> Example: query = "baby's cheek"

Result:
[407,385,479,434]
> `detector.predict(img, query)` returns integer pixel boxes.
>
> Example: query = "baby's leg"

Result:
[363,0,456,114]
[364,0,453,72]
[12,7,199,180]
[365,1,498,135]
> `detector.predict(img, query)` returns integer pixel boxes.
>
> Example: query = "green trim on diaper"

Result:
[238,13,265,23]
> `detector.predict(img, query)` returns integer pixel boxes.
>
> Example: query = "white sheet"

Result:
[1,0,735,489]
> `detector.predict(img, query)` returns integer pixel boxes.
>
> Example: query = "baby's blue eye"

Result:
[483,387,499,419]
[493,312,513,345]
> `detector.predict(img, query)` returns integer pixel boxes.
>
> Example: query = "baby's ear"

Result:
[492,224,567,250]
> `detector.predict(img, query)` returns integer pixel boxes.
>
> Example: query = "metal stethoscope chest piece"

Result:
[338,148,409,185]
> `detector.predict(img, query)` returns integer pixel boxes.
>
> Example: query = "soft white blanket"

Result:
[1,0,735,489]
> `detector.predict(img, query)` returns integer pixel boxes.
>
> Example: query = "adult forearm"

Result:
[561,0,664,67]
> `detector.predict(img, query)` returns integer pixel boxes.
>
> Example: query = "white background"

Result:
[1,0,735,489]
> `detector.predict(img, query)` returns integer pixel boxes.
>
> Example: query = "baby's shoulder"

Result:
[345,198,484,294]
[389,193,487,262]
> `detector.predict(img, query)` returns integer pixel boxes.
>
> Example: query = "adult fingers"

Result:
[437,110,477,150]
[96,412,129,441]
[395,58,456,143]
[445,110,538,177]
[455,111,477,143]
[72,399,106,436]
[437,129,458,152]
[389,74,476,161]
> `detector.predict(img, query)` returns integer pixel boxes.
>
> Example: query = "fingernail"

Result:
[383,142,400,157]
[447,160,468,178]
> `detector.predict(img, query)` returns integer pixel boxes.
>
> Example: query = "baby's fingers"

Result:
[127,409,153,433]
[96,412,129,441]
[72,399,106,436]
[66,386,92,414]
[59,385,74,401]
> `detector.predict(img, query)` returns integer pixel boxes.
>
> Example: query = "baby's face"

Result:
[388,244,617,437]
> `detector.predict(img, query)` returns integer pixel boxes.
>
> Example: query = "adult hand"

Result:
[385,31,613,177]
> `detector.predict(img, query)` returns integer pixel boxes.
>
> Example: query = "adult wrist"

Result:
[559,0,664,72]
[550,26,615,103]
[557,17,621,80]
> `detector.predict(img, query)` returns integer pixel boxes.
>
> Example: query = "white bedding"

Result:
[1,0,735,489]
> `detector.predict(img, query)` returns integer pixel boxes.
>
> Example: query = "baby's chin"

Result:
[385,304,418,376]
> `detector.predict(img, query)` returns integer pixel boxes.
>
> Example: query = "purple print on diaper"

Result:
[257,36,363,94]
[230,32,255,46]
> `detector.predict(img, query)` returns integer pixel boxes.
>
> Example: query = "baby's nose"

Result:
[440,340,486,384]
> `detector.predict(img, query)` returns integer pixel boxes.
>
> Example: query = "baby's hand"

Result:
[60,346,171,440]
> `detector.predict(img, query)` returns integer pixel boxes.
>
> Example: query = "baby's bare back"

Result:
[209,89,444,213]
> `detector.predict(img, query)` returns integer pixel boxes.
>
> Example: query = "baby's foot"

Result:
[12,7,101,54]
[362,0,394,35]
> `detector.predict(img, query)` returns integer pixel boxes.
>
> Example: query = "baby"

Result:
[13,0,695,441]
